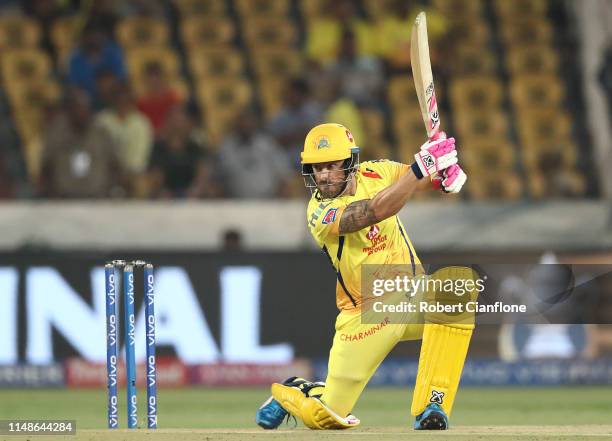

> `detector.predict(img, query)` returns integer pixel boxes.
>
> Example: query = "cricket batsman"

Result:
[256,123,471,430]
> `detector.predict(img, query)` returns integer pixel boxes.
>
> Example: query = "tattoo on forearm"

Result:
[339,199,378,234]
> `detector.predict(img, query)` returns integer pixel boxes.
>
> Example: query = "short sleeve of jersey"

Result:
[361,159,410,185]
[306,198,347,245]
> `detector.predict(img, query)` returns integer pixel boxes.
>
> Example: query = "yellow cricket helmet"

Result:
[301,123,360,197]
[301,123,360,164]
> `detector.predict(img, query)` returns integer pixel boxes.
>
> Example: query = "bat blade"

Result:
[411,11,441,140]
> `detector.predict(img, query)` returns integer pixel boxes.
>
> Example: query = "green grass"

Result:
[0,387,611,440]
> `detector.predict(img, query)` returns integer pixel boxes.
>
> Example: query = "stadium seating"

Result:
[432,0,483,18]
[499,18,553,47]
[181,17,235,49]
[506,45,559,75]
[449,77,504,110]
[50,16,81,69]
[450,46,497,76]
[234,0,290,17]
[359,108,391,161]
[0,0,590,200]
[387,77,420,112]
[242,17,298,48]
[196,79,252,144]
[0,17,56,180]
[454,110,510,141]
[1,50,51,85]
[493,0,548,20]
[460,140,516,172]
[7,82,60,180]
[362,0,396,20]
[251,47,303,79]
[174,0,226,17]
[0,17,40,48]
[125,47,180,83]
[466,170,523,200]
[257,78,287,118]
[298,0,327,21]
[495,0,586,197]
[510,74,565,110]
[116,17,169,48]
[188,48,244,79]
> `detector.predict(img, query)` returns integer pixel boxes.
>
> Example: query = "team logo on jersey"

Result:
[322,208,338,224]
[316,136,330,149]
[367,225,380,240]
[345,130,354,143]
[430,390,445,405]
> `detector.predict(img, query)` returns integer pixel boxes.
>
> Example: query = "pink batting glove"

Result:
[413,137,457,178]
[427,131,446,188]
[440,164,467,193]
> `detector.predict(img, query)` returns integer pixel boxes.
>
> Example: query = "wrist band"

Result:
[411,162,424,180]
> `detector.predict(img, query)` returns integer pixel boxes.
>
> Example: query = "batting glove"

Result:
[439,164,467,193]
[412,137,457,179]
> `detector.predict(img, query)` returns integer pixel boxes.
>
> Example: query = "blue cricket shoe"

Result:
[414,403,448,430]
[256,396,288,429]
[257,376,314,429]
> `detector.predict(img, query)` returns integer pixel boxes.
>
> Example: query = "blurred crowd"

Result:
[0,0,596,200]
[0,0,452,200]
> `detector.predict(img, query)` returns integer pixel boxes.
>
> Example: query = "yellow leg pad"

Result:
[271,383,307,420]
[411,323,473,417]
[301,396,360,429]
[271,383,360,430]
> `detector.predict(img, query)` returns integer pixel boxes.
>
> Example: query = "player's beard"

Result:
[316,173,354,199]
[317,182,343,199]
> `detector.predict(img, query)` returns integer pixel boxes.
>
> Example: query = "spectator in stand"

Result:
[95,69,121,110]
[325,29,384,107]
[96,83,153,187]
[218,110,292,199]
[39,88,124,198]
[147,105,216,198]
[268,78,324,165]
[306,0,374,66]
[68,20,126,103]
[137,63,183,135]
[222,229,243,251]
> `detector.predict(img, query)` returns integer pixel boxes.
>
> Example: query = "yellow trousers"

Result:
[321,310,424,417]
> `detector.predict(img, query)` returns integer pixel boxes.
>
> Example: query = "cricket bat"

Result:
[411,11,441,141]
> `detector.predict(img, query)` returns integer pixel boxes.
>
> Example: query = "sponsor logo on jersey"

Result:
[322,208,338,225]
[340,317,390,341]
[367,225,380,240]
[362,234,388,255]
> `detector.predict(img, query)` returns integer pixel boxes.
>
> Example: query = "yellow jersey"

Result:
[306,160,421,312]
